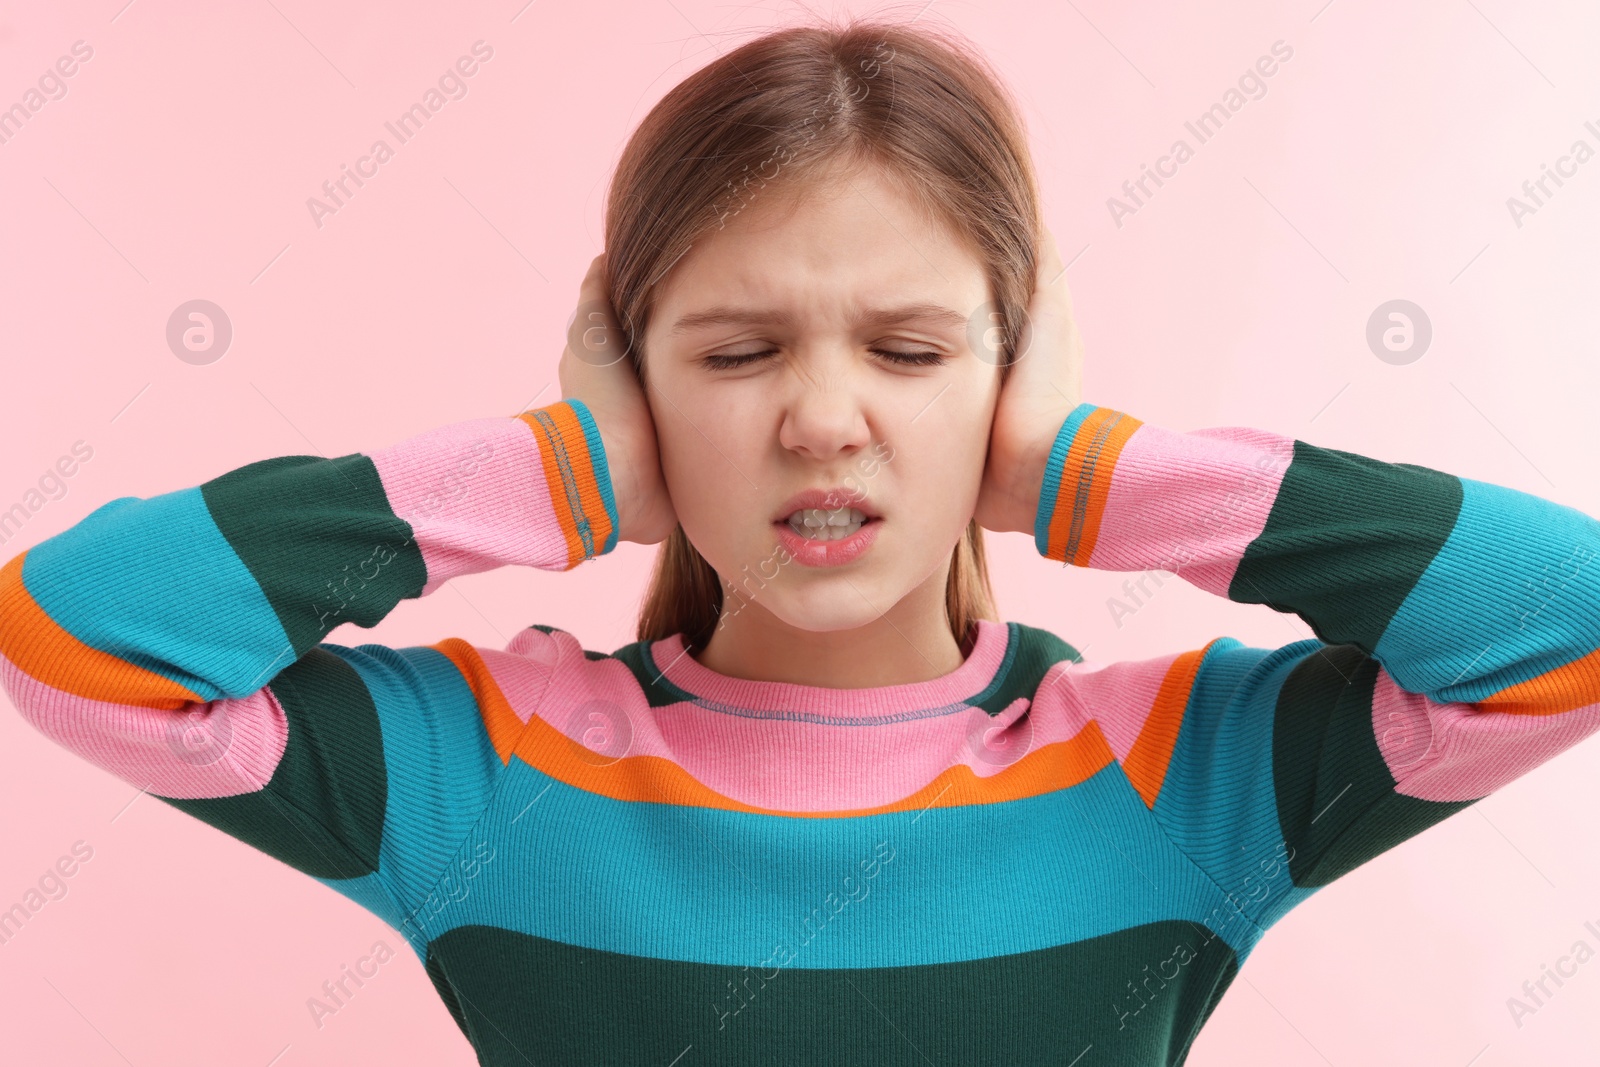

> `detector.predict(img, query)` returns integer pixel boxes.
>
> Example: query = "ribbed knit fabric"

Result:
[3,397,1598,1065]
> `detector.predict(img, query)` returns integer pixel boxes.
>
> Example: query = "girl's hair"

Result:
[603,13,1042,655]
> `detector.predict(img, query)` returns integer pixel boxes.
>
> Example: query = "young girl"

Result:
[4,18,1598,1067]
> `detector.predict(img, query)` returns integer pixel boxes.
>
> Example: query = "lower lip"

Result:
[773,518,881,567]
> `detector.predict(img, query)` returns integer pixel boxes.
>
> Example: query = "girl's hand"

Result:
[556,253,678,546]
[973,227,1086,537]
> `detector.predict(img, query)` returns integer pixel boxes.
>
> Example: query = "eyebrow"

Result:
[668,302,969,335]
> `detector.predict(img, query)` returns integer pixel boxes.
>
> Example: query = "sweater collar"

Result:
[636,618,1018,724]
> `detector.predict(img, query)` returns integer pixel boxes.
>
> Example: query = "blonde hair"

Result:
[603,14,1042,654]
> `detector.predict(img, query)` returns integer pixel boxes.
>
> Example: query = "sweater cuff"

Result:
[516,398,620,563]
[1034,403,1145,565]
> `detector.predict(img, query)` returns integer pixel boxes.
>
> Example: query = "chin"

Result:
[761,584,897,635]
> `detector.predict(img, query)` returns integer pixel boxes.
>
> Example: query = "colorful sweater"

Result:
[2,398,1599,1066]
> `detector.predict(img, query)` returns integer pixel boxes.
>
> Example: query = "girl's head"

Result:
[604,16,1042,653]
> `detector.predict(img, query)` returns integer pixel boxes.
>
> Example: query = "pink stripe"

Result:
[1374,666,1600,801]
[478,625,579,727]
[369,417,572,595]
[647,619,1013,722]
[516,621,1104,812]
[1054,653,1177,763]
[1,651,288,800]
[534,689,1101,812]
[1088,424,1295,597]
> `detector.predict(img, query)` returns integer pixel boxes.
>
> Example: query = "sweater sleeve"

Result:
[0,398,618,945]
[1037,403,1600,933]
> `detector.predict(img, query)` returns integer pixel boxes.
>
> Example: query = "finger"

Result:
[567,253,628,369]
[1038,225,1064,288]
[1035,226,1078,320]
[580,252,607,300]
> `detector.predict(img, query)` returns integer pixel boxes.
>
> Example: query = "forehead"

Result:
[649,166,987,321]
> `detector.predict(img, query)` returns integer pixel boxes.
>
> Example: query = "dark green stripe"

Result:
[423,919,1238,1066]
[610,623,1080,718]
[162,648,388,880]
[610,638,685,709]
[1272,644,1474,888]
[200,453,428,655]
[970,622,1080,716]
[1230,440,1463,652]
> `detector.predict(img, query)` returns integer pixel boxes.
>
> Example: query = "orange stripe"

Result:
[1046,408,1143,566]
[428,638,531,763]
[552,404,615,556]
[0,551,203,709]
[1122,641,1218,808]
[1475,644,1600,716]
[518,408,584,568]
[508,698,1117,817]
[1045,407,1116,563]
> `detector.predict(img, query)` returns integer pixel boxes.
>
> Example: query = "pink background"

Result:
[3,0,1599,1062]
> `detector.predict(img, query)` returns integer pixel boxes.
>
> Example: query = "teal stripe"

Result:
[409,757,1263,966]
[1033,402,1098,557]
[563,397,620,555]
[330,644,504,927]
[24,491,289,701]
[1375,476,1600,701]
[528,408,596,559]
[1151,639,1319,930]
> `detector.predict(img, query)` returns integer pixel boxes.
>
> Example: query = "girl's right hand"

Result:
[556,253,678,546]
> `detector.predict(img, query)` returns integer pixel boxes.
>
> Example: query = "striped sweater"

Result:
[2,398,1599,1066]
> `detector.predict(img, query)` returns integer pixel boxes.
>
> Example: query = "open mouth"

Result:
[769,488,883,566]
[778,506,878,541]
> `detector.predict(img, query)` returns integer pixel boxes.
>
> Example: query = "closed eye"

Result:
[702,349,948,370]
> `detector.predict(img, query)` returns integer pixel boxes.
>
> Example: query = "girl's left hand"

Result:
[973,226,1086,537]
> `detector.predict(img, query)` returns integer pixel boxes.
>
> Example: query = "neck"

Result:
[691,564,967,689]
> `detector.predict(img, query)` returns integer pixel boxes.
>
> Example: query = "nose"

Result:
[776,350,873,462]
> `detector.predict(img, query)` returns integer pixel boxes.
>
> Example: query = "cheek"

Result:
[652,391,765,550]
[899,428,988,526]
[897,389,992,492]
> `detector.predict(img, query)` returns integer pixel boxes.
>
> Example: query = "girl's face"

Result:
[641,163,1002,634]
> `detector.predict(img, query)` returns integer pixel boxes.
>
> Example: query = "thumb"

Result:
[1011,227,1083,410]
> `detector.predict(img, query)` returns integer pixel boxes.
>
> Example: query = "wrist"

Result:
[524,397,620,560]
[1034,403,1142,564]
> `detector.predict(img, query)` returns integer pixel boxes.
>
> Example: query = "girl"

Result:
[4,17,1599,1067]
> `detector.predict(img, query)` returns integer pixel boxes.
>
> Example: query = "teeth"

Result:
[786,507,869,540]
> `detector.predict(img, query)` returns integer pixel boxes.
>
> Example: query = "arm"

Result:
[0,399,617,944]
[1037,402,1600,932]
